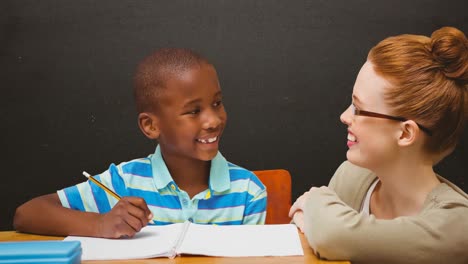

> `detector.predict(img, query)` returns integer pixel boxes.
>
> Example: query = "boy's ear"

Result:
[397,120,419,147]
[138,112,160,140]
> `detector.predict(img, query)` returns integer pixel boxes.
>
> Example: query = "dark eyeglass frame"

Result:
[351,104,432,136]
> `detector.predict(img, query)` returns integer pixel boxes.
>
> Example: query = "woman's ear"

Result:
[138,112,160,139]
[397,120,419,147]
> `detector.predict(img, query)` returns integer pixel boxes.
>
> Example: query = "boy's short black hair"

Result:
[133,48,211,113]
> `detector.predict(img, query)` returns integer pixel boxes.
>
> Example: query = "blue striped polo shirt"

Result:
[57,146,267,225]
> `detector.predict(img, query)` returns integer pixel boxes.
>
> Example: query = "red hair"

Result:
[368,27,468,154]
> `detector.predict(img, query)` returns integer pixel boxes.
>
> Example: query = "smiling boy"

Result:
[14,48,267,238]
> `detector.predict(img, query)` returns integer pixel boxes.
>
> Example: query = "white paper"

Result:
[64,223,303,260]
[64,223,184,260]
[178,224,304,257]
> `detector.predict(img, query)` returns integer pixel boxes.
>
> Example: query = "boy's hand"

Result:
[96,197,153,238]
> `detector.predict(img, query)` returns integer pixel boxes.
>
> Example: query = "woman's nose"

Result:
[340,105,353,126]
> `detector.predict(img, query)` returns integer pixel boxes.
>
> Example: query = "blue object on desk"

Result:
[0,240,81,264]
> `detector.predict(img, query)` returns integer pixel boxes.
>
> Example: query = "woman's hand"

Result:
[289,190,312,233]
[289,186,329,233]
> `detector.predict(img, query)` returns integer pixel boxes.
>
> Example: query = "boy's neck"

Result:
[162,154,211,198]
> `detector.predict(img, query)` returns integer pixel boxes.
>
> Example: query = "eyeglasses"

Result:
[350,104,432,136]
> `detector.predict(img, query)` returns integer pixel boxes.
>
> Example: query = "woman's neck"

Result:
[370,159,440,219]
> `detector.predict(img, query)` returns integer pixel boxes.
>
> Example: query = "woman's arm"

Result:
[303,187,468,264]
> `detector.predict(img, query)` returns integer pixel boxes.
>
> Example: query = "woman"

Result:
[289,27,468,263]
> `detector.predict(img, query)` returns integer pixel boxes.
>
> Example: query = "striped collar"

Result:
[150,145,230,193]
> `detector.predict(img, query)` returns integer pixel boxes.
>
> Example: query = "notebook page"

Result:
[64,223,184,260]
[177,224,304,257]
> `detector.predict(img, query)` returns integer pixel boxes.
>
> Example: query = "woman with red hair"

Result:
[290,27,468,263]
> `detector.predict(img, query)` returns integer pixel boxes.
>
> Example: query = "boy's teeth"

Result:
[198,136,217,143]
[347,134,356,142]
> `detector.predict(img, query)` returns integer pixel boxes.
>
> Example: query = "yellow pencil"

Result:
[82,171,154,224]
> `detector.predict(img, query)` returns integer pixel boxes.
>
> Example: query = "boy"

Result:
[14,48,267,238]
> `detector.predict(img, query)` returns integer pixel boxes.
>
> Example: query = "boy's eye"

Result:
[185,109,200,115]
[213,100,222,107]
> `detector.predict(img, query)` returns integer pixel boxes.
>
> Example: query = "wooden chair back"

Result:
[253,169,292,224]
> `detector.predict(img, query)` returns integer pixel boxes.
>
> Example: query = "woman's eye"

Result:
[351,103,361,115]
[213,100,222,107]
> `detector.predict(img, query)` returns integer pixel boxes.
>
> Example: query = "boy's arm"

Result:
[242,188,267,224]
[14,193,153,238]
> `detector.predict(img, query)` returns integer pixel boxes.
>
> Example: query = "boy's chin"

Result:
[197,150,219,161]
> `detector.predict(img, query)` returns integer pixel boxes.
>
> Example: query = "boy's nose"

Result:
[202,109,223,130]
[340,105,353,126]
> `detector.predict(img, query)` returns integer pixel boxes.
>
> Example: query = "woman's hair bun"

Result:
[430,27,468,84]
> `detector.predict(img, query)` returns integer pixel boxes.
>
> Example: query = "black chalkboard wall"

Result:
[1,1,466,230]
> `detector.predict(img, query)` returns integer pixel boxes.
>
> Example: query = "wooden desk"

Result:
[0,230,350,264]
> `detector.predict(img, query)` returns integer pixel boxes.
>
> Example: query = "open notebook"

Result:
[64,222,304,260]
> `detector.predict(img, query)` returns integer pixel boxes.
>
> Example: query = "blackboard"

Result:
[1,0,466,230]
